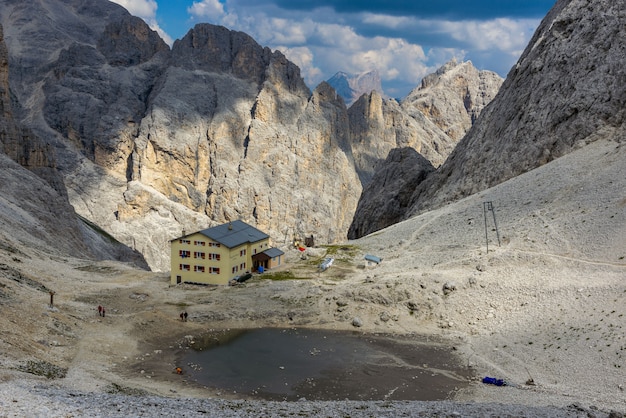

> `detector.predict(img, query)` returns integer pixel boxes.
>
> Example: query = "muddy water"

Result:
[182,328,472,401]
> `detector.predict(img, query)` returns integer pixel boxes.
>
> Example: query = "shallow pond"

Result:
[182,328,472,401]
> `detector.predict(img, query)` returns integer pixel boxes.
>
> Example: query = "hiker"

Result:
[97,305,102,317]
[102,307,105,317]
[180,312,184,321]
[183,311,188,322]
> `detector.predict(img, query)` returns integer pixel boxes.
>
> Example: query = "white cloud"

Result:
[178,2,541,95]
[188,0,226,21]
[99,1,543,96]
[361,13,415,29]
[433,18,540,52]
[270,18,311,45]
[314,31,428,87]
[183,6,435,92]
[426,47,467,65]
[111,0,157,17]
[110,0,174,45]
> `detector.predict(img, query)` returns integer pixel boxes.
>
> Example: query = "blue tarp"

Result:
[482,376,506,386]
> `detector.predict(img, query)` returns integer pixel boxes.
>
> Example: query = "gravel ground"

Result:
[1,139,625,418]
[0,380,619,418]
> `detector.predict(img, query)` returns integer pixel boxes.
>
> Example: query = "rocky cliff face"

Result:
[0,22,147,266]
[347,91,450,185]
[118,26,360,268]
[0,0,502,269]
[346,61,502,234]
[347,147,435,239]
[348,61,501,185]
[350,0,626,237]
[404,0,626,217]
[0,22,61,192]
[402,59,503,143]
[0,0,363,271]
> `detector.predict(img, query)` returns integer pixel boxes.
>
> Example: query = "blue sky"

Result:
[110,0,556,98]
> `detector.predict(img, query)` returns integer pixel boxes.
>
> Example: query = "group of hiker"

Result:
[95,303,189,375]
[97,305,189,322]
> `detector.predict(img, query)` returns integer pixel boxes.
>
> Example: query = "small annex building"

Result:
[170,220,284,286]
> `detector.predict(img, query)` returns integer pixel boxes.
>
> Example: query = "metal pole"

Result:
[491,204,501,247]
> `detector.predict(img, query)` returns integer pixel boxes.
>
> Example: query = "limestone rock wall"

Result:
[349,0,626,239]
[348,61,501,187]
[402,59,503,142]
[406,0,626,217]
[0,0,365,271]
[0,23,60,190]
[0,21,147,267]
[348,90,450,185]
[346,61,502,237]
[0,0,503,269]
[348,147,435,239]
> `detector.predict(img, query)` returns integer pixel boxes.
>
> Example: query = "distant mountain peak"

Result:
[327,69,383,106]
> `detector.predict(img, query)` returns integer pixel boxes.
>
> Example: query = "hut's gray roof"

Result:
[198,220,269,248]
[264,247,284,258]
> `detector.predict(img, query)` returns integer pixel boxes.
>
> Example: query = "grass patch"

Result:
[304,256,325,267]
[321,244,360,257]
[263,271,309,281]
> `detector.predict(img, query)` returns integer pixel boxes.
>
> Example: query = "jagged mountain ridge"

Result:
[0,0,499,271]
[347,91,447,185]
[0,0,359,270]
[348,60,503,236]
[405,0,626,217]
[0,1,624,413]
[347,61,502,186]
[402,59,503,143]
[327,70,383,106]
[350,0,626,238]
